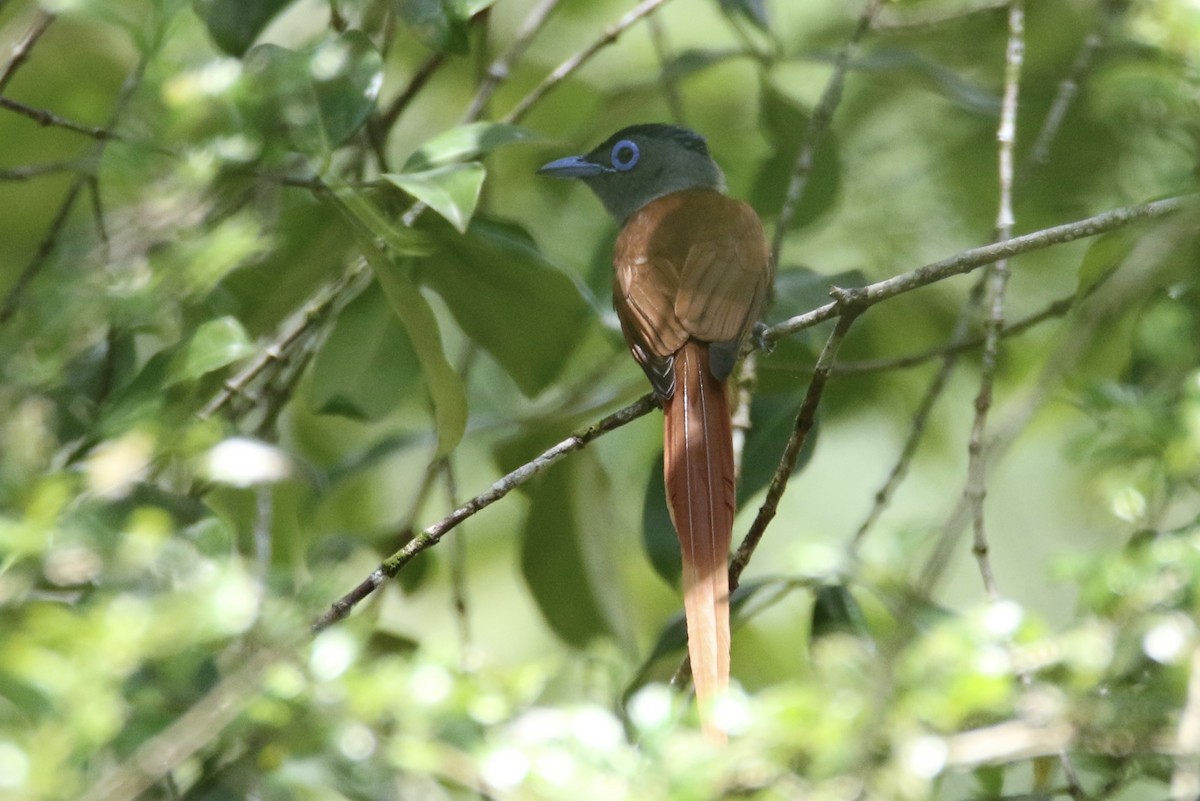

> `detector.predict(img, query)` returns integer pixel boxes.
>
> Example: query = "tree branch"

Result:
[503,0,678,124]
[771,0,883,264]
[764,194,1194,342]
[311,394,658,631]
[0,9,55,93]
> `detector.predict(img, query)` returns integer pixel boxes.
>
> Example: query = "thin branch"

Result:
[764,194,1193,342]
[199,262,371,420]
[463,0,562,123]
[834,291,1073,375]
[0,95,118,140]
[647,12,687,126]
[771,0,883,265]
[850,277,986,549]
[0,160,78,181]
[375,52,445,133]
[0,38,150,325]
[0,9,55,94]
[311,394,659,631]
[502,0,678,125]
[965,0,1024,603]
[1022,0,1124,179]
[729,288,867,589]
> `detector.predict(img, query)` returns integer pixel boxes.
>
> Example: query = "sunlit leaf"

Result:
[402,122,540,171]
[239,32,382,155]
[384,164,486,233]
[310,31,384,147]
[168,316,254,386]
[396,0,470,53]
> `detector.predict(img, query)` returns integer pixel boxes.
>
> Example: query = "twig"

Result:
[0,160,78,181]
[375,52,445,133]
[729,288,867,589]
[771,0,883,264]
[1023,30,1101,174]
[0,9,55,93]
[463,0,562,123]
[965,0,1023,603]
[834,291,1073,375]
[764,194,1193,342]
[850,277,986,549]
[0,95,118,140]
[311,394,659,631]
[647,12,687,126]
[502,0,678,125]
[198,262,371,420]
[0,37,149,325]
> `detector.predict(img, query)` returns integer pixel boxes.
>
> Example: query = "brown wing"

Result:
[674,194,772,349]
[614,189,772,391]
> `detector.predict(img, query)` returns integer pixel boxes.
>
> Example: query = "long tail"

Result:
[663,341,734,742]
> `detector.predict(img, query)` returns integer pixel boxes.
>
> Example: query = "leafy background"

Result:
[0,0,1199,799]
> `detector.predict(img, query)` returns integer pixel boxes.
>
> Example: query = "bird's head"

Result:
[538,123,725,223]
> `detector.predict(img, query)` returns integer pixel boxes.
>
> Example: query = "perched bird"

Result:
[539,124,773,739]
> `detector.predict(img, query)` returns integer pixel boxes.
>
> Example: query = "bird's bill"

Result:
[537,155,609,178]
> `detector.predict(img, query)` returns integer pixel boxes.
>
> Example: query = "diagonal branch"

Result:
[0,9,55,93]
[771,0,883,264]
[965,0,1024,603]
[503,0,678,124]
[765,194,1194,342]
[311,394,658,631]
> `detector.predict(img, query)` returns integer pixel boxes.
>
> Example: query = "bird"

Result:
[539,124,773,740]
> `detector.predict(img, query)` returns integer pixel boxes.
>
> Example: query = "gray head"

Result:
[538,124,725,223]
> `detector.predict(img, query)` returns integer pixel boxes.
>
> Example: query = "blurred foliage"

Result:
[0,0,1199,800]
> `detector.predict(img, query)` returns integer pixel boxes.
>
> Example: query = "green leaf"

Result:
[739,393,818,502]
[641,458,679,585]
[309,283,421,420]
[418,217,597,397]
[384,164,486,233]
[520,453,633,648]
[310,31,385,148]
[168,316,254,386]
[810,583,871,643]
[402,123,540,171]
[240,32,383,155]
[325,189,467,456]
[395,0,470,53]
[193,0,294,56]
[332,180,432,257]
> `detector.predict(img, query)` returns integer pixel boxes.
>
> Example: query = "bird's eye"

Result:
[610,139,640,171]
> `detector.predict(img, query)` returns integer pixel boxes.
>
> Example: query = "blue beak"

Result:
[537,155,609,178]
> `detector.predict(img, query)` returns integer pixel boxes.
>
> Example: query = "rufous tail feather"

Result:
[663,341,734,742]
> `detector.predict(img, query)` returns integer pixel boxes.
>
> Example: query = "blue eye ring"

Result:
[610,139,640,171]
